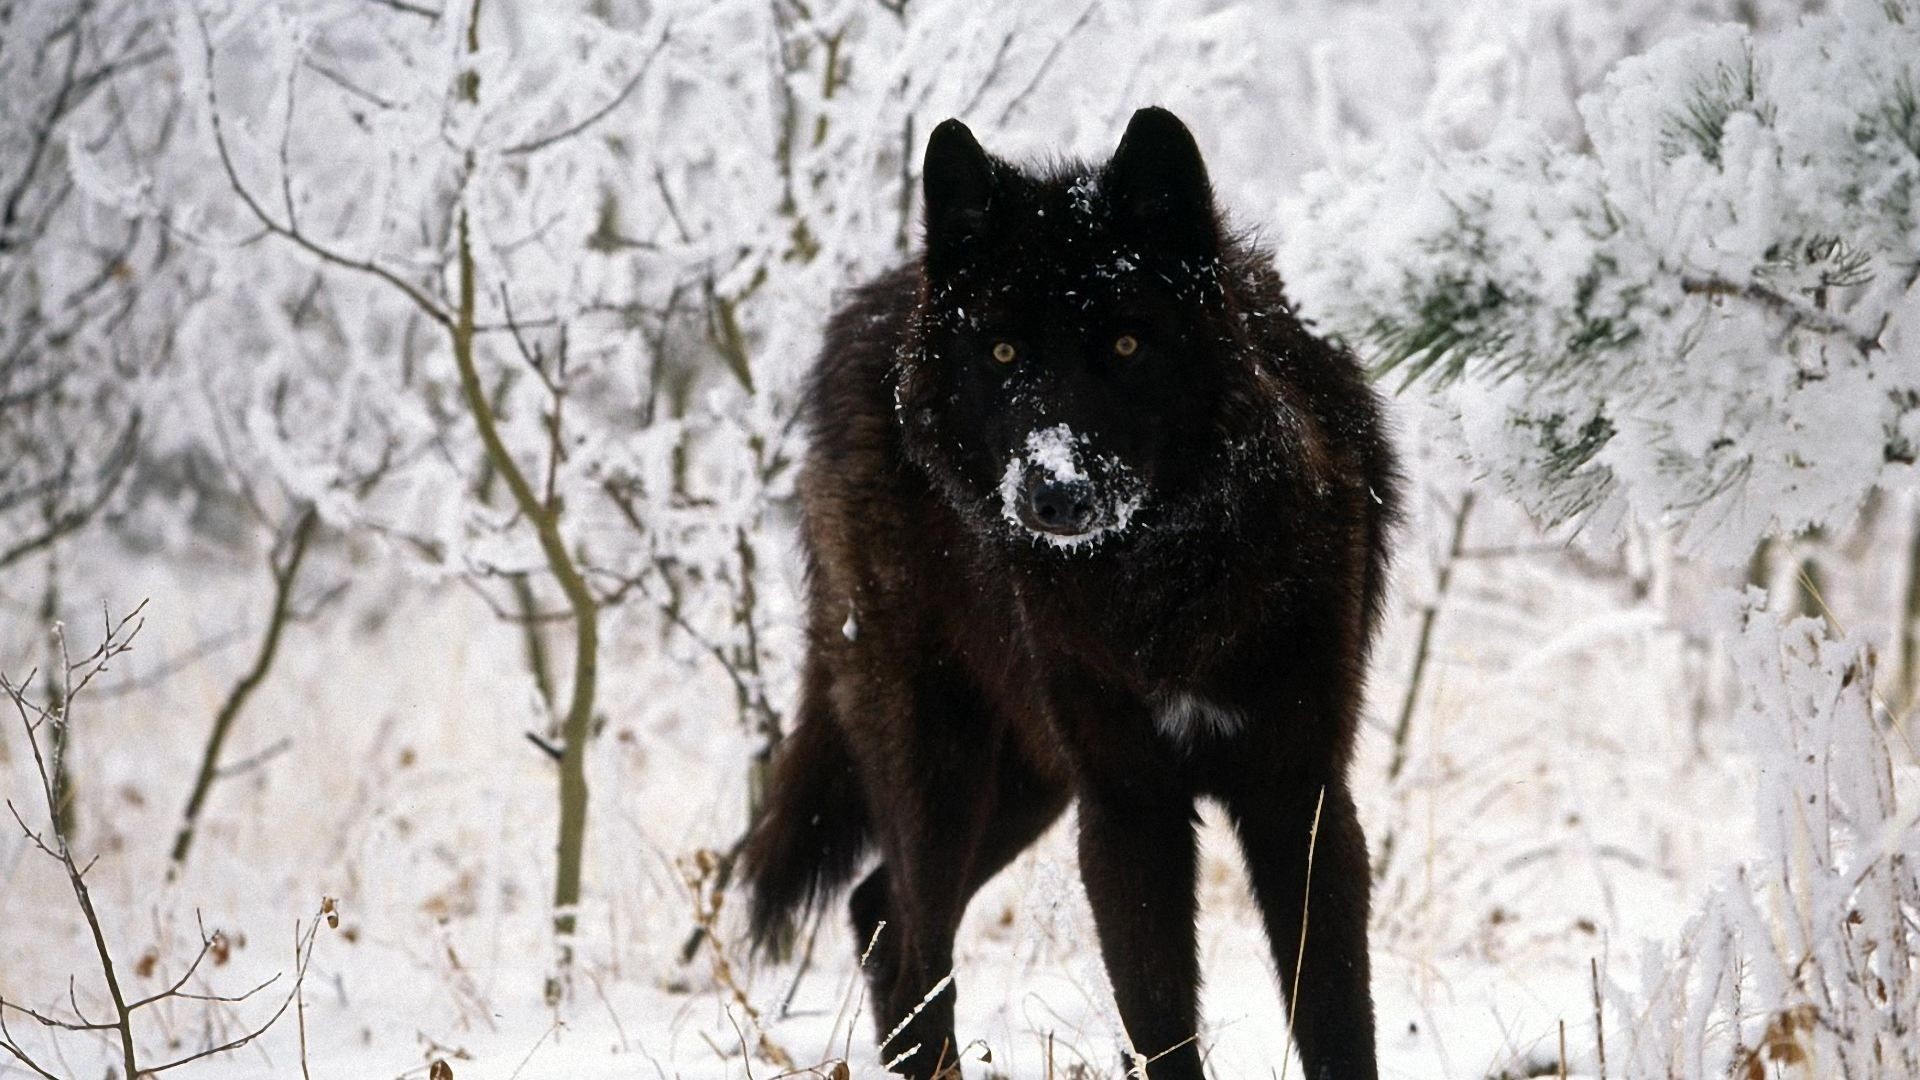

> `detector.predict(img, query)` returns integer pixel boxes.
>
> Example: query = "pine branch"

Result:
[1680,275,1884,356]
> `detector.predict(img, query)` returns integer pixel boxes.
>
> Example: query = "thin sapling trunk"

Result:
[169,505,317,874]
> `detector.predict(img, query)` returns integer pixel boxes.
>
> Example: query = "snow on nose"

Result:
[998,424,1143,550]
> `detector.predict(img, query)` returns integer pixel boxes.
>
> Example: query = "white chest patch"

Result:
[1152,689,1245,744]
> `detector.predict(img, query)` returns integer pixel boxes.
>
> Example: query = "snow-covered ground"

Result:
[2,487,1791,1080]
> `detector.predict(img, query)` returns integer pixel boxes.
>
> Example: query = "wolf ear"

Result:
[1105,107,1217,251]
[922,118,995,260]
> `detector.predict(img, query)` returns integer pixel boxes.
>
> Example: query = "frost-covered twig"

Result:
[503,24,673,156]
[201,0,608,997]
[198,12,452,330]
[450,211,605,997]
[1678,276,1883,357]
[365,0,442,19]
[1609,596,1920,1076]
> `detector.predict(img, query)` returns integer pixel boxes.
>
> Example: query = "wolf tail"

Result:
[739,668,869,953]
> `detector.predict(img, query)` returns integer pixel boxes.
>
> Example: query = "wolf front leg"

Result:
[1227,780,1378,1080]
[849,739,1067,1079]
[1076,785,1205,1080]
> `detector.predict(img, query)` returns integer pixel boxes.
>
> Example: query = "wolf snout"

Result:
[1021,471,1098,536]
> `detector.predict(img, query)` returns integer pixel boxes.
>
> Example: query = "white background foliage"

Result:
[2,0,1917,1077]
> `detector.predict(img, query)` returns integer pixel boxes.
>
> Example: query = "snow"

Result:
[997,424,1145,551]
[8,466,1857,1080]
[1023,424,1088,485]
[1068,175,1102,219]
[4,1,1917,1078]
[1280,0,1920,563]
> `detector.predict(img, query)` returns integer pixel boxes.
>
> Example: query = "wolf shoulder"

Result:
[802,262,924,459]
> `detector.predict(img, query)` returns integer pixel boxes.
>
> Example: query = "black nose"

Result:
[1024,474,1096,535]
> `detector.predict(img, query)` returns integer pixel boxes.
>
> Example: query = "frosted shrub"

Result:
[1281,22,1920,1055]
[1613,593,1918,1079]
[1283,0,1920,563]
[1281,2,1920,1074]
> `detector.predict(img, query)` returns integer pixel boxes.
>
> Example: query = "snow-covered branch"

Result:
[1284,0,1920,561]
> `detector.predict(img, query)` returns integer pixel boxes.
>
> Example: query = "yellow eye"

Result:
[1113,334,1139,357]
[992,341,1018,365]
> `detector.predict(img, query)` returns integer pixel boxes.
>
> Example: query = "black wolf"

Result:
[741,107,1398,1080]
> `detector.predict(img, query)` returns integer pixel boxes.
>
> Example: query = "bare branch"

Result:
[0,1003,62,1080]
[125,936,216,1012]
[0,995,122,1033]
[170,506,317,871]
[301,57,404,112]
[457,574,577,625]
[96,625,250,699]
[196,14,452,329]
[5,607,149,1079]
[504,25,673,156]
[212,736,294,780]
[365,0,443,18]
[0,11,85,246]
[0,414,141,572]
[165,971,283,1006]
[67,976,111,1029]
[7,610,332,1077]
[62,598,148,702]
[1681,275,1884,356]
[143,913,324,1074]
[994,1,1098,126]
[958,32,1014,117]
[5,798,58,859]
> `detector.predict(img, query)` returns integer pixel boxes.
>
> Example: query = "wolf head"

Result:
[897,107,1248,554]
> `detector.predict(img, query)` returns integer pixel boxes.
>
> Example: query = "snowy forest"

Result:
[2,0,1917,1076]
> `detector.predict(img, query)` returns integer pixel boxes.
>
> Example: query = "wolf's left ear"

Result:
[923,118,995,263]
[1105,107,1218,251]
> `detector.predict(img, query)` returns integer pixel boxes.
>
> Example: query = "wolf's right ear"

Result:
[1106,107,1218,252]
[922,118,994,262]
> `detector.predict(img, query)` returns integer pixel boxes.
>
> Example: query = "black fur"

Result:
[741,107,1400,1080]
